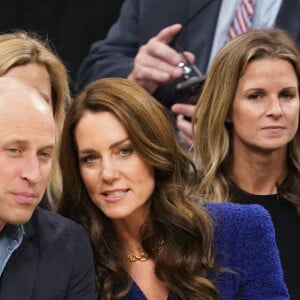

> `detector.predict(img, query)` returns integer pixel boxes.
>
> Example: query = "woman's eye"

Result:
[119,146,133,157]
[280,92,294,100]
[247,93,262,100]
[80,155,96,164]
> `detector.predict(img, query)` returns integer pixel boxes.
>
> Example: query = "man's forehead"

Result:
[0,77,37,93]
[0,77,49,109]
[0,79,53,120]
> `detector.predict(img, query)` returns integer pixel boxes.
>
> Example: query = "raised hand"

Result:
[128,24,195,93]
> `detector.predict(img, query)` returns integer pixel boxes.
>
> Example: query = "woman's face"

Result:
[75,111,155,222]
[230,58,299,153]
[2,63,52,106]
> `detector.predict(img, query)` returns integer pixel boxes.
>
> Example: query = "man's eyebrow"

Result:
[4,139,29,146]
[40,144,55,150]
[4,139,54,149]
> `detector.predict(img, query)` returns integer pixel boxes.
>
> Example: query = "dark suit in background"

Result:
[0,0,123,91]
[77,0,300,108]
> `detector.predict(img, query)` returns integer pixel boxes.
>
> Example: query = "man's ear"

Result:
[225,112,232,123]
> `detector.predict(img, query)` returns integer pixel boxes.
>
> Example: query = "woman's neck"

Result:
[230,146,288,195]
[112,208,150,254]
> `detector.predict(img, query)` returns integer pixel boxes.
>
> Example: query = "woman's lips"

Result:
[101,189,129,201]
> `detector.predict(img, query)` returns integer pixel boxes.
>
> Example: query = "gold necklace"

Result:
[127,240,165,263]
[128,252,149,262]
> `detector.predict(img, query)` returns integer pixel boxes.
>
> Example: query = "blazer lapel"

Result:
[186,0,222,73]
[0,218,38,300]
[276,0,300,46]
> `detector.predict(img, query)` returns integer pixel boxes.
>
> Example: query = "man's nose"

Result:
[20,156,42,183]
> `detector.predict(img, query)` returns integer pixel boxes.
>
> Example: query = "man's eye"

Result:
[8,148,21,154]
[39,152,52,159]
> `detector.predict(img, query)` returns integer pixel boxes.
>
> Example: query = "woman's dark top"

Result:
[233,188,300,300]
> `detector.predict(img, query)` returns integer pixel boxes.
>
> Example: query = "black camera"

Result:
[174,55,205,105]
[175,75,205,105]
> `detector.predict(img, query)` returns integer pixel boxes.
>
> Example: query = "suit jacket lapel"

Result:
[185,0,222,73]
[276,0,300,46]
[0,217,38,300]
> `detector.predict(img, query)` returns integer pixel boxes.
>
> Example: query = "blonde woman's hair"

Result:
[193,29,300,212]
[0,31,71,205]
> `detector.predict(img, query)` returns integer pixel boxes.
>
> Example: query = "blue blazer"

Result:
[123,203,289,299]
[77,0,300,108]
[0,208,98,300]
[208,203,289,299]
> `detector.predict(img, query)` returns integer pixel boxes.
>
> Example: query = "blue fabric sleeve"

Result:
[206,202,289,299]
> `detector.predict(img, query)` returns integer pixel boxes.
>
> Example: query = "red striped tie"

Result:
[228,0,256,40]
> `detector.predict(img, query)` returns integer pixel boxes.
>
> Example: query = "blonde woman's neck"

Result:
[230,146,287,195]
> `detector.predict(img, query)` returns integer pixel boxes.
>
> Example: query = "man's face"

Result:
[0,81,55,231]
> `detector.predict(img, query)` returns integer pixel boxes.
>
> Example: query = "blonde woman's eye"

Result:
[280,92,294,100]
[247,93,262,100]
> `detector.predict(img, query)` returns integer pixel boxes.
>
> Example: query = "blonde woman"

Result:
[193,29,300,298]
[0,31,71,205]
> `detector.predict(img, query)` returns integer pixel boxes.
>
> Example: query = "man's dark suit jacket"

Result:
[77,0,300,108]
[0,208,97,300]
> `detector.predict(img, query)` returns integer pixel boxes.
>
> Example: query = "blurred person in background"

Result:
[76,0,300,146]
[193,29,300,299]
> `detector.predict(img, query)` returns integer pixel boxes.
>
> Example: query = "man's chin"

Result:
[10,206,37,225]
